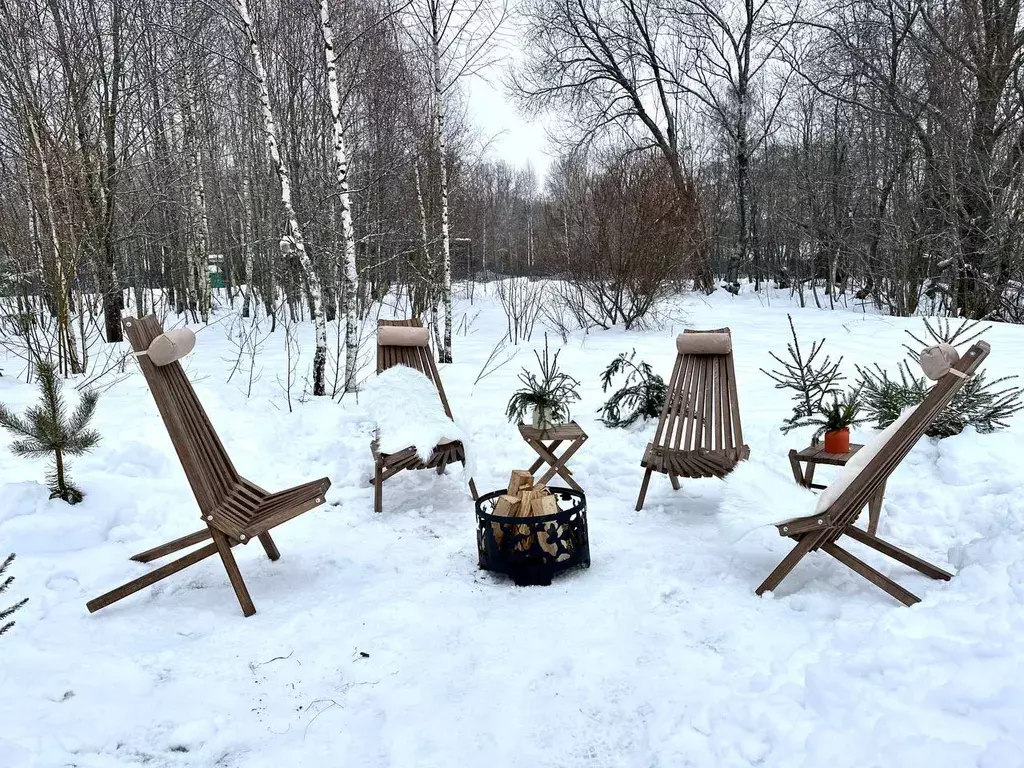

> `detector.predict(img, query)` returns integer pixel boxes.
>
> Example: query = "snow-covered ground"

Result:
[2,284,1023,768]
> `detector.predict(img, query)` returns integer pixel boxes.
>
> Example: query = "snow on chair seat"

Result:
[757,340,991,606]
[86,314,331,618]
[370,318,477,513]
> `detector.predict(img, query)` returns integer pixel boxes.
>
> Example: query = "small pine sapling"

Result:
[597,350,667,427]
[0,361,101,504]
[856,318,1024,438]
[760,314,845,438]
[0,553,28,637]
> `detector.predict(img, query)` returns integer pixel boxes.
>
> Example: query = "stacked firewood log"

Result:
[492,470,562,556]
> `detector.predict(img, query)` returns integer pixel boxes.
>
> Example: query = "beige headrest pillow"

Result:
[676,332,732,355]
[919,343,966,381]
[144,328,196,366]
[378,325,429,347]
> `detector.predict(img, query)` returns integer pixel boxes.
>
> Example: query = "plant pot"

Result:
[532,405,559,431]
[824,427,850,454]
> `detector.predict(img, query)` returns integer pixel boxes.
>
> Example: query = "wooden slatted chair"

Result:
[372,318,477,512]
[756,340,991,605]
[635,328,750,511]
[87,315,331,617]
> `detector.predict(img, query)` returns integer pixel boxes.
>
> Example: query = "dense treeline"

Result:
[1,0,1023,391]
[515,0,1024,320]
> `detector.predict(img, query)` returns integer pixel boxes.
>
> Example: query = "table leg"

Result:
[527,439,562,475]
[534,438,586,492]
[788,450,807,487]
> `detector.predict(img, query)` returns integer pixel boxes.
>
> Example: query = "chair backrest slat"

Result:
[715,356,727,451]
[125,315,239,514]
[377,318,454,419]
[726,350,744,448]
[652,353,685,448]
[669,353,694,450]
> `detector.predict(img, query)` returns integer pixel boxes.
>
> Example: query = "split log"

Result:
[491,494,521,546]
[491,471,572,560]
[507,470,534,496]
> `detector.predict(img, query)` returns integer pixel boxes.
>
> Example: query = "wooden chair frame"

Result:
[756,341,991,605]
[636,328,750,510]
[87,315,331,617]
[371,318,477,512]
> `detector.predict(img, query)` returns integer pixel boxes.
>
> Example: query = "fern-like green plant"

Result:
[0,553,27,637]
[0,361,100,504]
[597,350,667,427]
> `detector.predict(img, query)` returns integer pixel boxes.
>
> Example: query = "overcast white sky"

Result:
[464,69,554,181]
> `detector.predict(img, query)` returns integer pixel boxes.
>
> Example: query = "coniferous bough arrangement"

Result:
[505,335,581,430]
[762,316,1023,442]
[855,319,1024,438]
[0,361,100,504]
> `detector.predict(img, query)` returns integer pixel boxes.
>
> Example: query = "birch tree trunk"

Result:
[240,173,254,318]
[181,68,211,324]
[192,146,211,323]
[320,0,359,393]
[430,19,453,363]
[236,0,327,395]
[415,162,443,350]
[27,117,80,375]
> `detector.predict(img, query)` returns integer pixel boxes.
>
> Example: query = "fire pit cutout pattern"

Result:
[475,487,590,586]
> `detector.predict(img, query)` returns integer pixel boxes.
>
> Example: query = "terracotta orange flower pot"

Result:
[824,427,850,454]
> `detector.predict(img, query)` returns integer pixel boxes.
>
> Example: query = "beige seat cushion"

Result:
[378,325,429,347]
[146,328,196,366]
[676,332,732,355]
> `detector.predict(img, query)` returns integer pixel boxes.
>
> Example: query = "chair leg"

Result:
[130,529,213,563]
[258,532,280,562]
[755,535,815,596]
[374,459,384,513]
[669,474,681,491]
[866,481,886,535]
[635,469,653,511]
[843,525,952,580]
[821,541,920,606]
[87,543,220,613]
[211,529,256,617]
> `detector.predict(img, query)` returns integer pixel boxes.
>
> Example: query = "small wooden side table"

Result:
[518,421,589,493]
[789,443,886,535]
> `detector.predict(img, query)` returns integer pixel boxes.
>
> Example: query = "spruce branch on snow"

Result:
[597,350,667,428]
[0,553,28,637]
[0,361,101,503]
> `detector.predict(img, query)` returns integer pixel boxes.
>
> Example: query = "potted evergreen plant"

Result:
[814,389,866,454]
[505,335,581,431]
